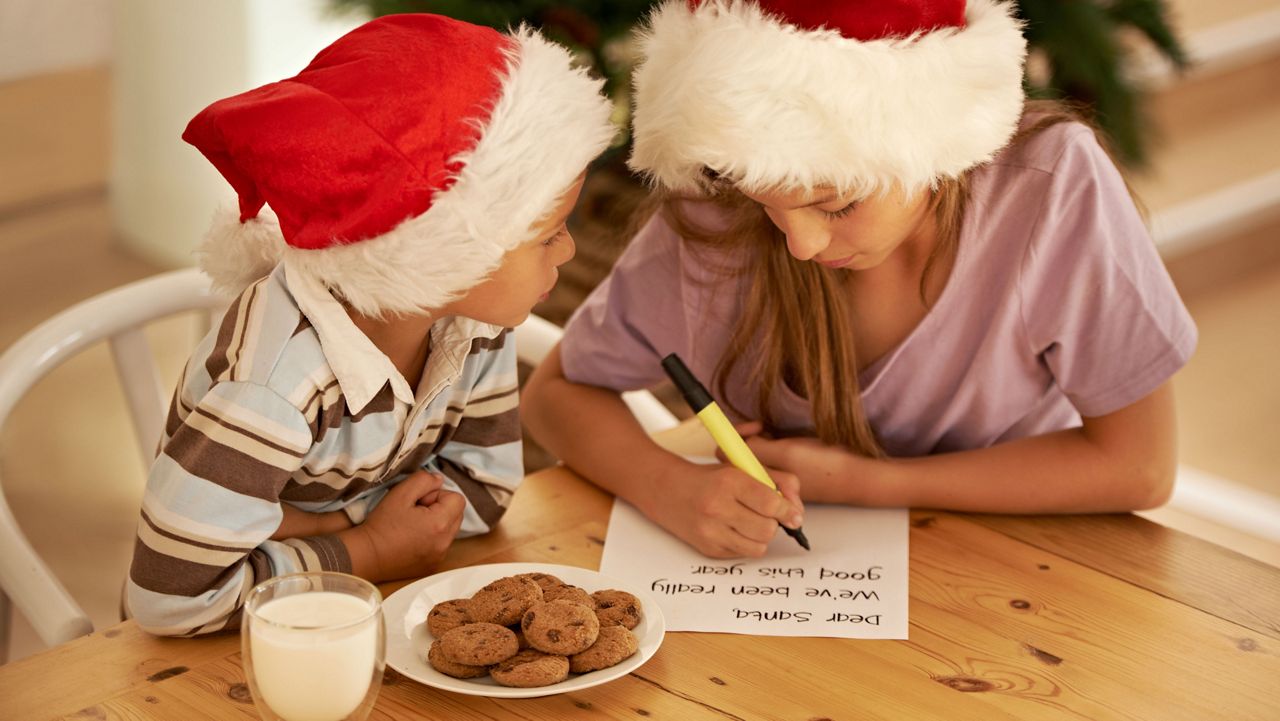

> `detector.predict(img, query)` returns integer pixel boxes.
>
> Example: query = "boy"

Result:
[126,14,614,636]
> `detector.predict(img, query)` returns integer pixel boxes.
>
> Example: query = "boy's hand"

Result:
[649,460,803,560]
[271,504,353,540]
[340,470,466,582]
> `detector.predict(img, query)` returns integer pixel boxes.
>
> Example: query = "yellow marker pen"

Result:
[661,353,810,551]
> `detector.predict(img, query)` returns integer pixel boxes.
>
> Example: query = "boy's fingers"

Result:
[421,470,448,490]
[395,470,446,500]
[429,490,467,519]
[385,475,426,502]
[433,491,466,536]
[734,420,765,437]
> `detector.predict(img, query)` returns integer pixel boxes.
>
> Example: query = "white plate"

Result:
[382,562,666,699]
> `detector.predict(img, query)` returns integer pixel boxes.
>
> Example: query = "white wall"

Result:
[0,0,363,268]
[0,0,113,83]
[110,0,364,268]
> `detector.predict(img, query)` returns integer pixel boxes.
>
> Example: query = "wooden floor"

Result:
[1,65,1277,665]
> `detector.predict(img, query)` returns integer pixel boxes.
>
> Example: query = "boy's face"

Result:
[444,176,584,328]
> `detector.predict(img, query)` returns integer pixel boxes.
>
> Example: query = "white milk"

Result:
[249,592,378,721]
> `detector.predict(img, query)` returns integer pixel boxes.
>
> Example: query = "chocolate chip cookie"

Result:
[507,623,532,650]
[541,583,594,608]
[489,649,570,688]
[438,622,519,666]
[426,598,471,637]
[427,640,488,679]
[591,589,642,630]
[468,577,543,626]
[514,572,564,592]
[521,599,600,655]
[568,625,639,673]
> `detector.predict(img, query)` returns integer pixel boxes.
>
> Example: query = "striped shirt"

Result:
[126,265,521,636]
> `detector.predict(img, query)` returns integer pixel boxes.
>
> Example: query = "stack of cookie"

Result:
[425,572,643,688]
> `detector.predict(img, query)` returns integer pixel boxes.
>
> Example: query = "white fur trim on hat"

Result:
[628,0,1028,197]
[200,26,615,317]
[196,206,286,298]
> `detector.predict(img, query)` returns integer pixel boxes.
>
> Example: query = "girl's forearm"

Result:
[875,384,1172,512]
[522,346,690,518]
[846,382,1178,514]
[867,427,1174,513]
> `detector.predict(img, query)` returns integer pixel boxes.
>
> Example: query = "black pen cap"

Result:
[661,353,714,413]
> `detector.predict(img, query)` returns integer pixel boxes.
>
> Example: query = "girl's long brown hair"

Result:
[647,99,1114,456]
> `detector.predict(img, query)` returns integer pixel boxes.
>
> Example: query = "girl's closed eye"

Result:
[823,200,860,219]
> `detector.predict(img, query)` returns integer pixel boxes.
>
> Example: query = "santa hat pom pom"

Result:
[196,206,286,295]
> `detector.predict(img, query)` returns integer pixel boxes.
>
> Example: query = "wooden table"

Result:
[2,425,1279,720]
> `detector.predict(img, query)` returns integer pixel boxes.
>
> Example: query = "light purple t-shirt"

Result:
[560,123,1197,457]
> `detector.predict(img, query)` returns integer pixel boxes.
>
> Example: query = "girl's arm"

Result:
[523,344,804,558]
[745,382,1177,513]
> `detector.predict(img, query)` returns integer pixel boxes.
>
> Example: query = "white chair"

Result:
[0,269,675,661]
[512,314,679,435]
[0,268,226,662]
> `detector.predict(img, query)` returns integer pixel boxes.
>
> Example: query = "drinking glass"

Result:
[242,572,385,721]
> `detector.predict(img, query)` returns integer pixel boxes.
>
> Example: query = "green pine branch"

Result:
[1016,0,1188,166]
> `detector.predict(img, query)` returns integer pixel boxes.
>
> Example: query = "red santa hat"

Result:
[628,0,1027,198]
[184,14,615,316]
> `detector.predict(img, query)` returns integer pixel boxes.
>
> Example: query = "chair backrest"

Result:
[0,268,226,659]
[512,315,679,435]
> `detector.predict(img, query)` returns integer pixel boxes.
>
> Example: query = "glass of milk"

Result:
[242,572,385,721]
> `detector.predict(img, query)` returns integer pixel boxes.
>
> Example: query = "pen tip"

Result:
[787,526,811,551]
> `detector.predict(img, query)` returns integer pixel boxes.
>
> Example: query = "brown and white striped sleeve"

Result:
[125,379,345,637]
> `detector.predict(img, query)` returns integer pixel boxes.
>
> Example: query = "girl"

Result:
[523,0,1196,559]
[127,14,614,635]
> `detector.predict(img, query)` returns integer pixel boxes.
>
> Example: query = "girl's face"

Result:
[740,185,933,271]
[444,176,584,327]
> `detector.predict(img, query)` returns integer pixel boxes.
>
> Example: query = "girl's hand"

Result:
[736,421,884,505]
[647,460,804,559]
[339,470,466,582]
